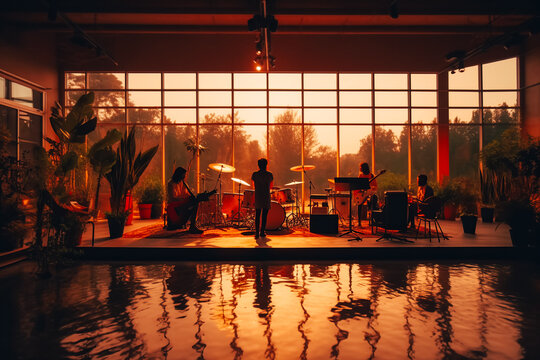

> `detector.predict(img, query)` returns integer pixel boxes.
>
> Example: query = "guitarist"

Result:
[354,162,379,225]
[167,166,205,233]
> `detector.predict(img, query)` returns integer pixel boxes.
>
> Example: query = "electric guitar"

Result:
[353,169,386,205]
[167,189,217,228]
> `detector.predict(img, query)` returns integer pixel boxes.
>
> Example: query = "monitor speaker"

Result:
[310,214,339,234]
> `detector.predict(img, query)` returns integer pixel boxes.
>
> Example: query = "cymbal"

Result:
[231,177,250,186]
[285,181,304,186]
[328,178,335,184]
[290,164,316,172]
[208,163,235,173]
[272,186,281,190]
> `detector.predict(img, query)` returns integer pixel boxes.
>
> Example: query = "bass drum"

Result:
[266,201,286,230]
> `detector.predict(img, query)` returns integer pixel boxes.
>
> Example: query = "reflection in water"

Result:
[1,261,539,359]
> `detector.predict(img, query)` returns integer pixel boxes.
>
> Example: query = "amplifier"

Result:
[312,206,328,215]
[310,214,339,234]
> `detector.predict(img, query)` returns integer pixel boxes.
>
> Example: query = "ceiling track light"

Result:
[248,0,278,72]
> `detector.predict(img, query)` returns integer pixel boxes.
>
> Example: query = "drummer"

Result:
[251,158,273,239]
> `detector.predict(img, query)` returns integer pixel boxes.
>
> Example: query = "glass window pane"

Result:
[482,91,517,107]
[269,91,301,106]
[482,58,517,90]
[65,73,85,89]
[304,74,337,89]
[411,125,437,181]
[164,73,196,89]
[164,108,196,124]
[450,108,480,124]
[411,74,436,89]
[482,107,518,125]
[128,73,161,89]
[375,91,408,106]
[0,105,18,141]
[96,108,125,123]
[88,73,125,89]
[164,125,197,189]
[304,108,337,124]
[164,91,196,106]
[199,91,232,106]
[10,82,33,107]
[339,74,371,90]
[448,66,478,90]
[339,108,371,124]
[234,125,267,185]
[449,125,479,179]
[234,108,267,124]
[304,125,337,196]
[339,91,371,106]
[339,125,372,176]
[127,108,161,124]
[0,77,6,99]
[200,109,232,123]
[234,73,267,89]
[375,108,408,124]
[65,91,86,106]
[374,74,407,89]
[269,108,301,124]
[127,91,161,107]
[304,91,337,107]
[94,91,125,107]
[199,73,232,89]
[412,109,437,124]
[130,125,162,189]
[18,112,42,143]
[234,91,266,106]
[269,125,302,187]
[449,91,479,107]
[374,125,408,192]
[268,73,301,89]
[483,124,519,148]
[411,91,437,107]
[200,124,233,189]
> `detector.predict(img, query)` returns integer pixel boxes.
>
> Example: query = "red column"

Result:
[437,73,450,184]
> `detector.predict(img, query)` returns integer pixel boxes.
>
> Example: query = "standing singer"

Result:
[251,158,273,239]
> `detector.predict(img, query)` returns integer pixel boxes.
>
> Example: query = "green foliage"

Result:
[437,177,478,214]
[377,171,408,195]
[498,199,536,229]
[479,168,496,206]
[134,177,164,204]
[105,128,159,216]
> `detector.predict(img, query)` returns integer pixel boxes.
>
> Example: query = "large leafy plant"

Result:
[104,128,158,218]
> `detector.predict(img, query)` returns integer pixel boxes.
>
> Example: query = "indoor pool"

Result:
[1,261,538,359]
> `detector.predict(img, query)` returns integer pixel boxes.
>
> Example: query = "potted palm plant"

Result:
[479,168,496,223]
[104,128,158,238]
[135,177,164,219]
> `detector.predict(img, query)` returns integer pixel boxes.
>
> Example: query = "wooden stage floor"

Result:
[82,218,512,249]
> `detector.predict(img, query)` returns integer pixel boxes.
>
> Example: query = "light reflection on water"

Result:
[1,261,538,359]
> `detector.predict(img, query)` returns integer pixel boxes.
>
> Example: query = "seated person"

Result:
[408,174,435,228]
[167,167,203,233]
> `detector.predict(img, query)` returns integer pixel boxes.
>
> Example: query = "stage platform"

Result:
[78,218,532,261]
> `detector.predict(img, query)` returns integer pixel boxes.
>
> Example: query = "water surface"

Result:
[1,261,538,359]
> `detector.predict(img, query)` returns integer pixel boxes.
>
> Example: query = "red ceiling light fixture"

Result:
[248,0,278,72]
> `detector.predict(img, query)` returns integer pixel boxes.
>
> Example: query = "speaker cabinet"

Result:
[310,214,339,234]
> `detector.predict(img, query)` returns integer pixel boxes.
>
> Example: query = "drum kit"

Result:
[196,162,322,231]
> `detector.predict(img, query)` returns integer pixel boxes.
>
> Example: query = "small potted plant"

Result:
[455,179,479,234]
[479,168,495,223]
[135,178,164,220]
[498,199,536,247]
[437,179,459,220]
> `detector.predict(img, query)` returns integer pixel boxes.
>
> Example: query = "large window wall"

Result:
[448,57,519,179]
[65,60,518,209]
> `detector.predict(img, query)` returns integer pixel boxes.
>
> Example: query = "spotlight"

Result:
[389,1,399,19]
[253,54,264,71]
[256,64,262,71]
[451,69,456,74]
[458,59,465,72]
[445,50,466,62]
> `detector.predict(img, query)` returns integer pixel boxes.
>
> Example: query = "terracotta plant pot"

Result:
[138,203,152,219]
[461,215,477,234]
[125,192,134,225]
[480,207,494,223]
[443,204,458,220]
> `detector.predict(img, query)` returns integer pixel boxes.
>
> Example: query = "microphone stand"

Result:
[303,169,315,215]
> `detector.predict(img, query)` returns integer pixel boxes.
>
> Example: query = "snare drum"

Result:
[266,201,286,230]
[222,192,243,218]
[241,189,256,209]
[271,188,295,204]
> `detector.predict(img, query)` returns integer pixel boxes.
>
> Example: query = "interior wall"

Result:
[0,27,59,138]
[59,32,520,73]
[522,35,540,137]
